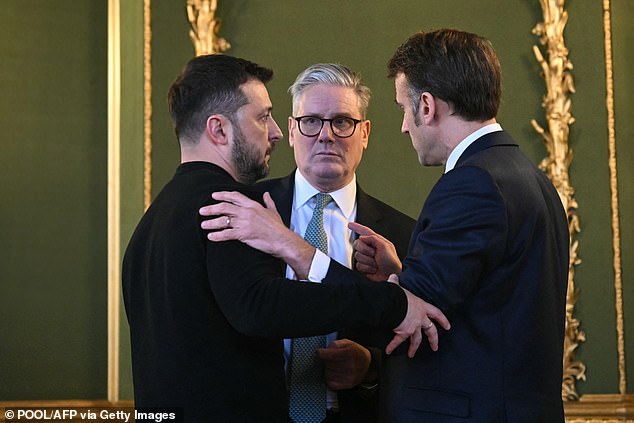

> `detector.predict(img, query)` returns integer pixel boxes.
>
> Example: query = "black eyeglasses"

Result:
[293,116,363,138]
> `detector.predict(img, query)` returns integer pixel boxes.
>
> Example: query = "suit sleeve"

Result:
[400,166,507,311]
[206,236,407,339]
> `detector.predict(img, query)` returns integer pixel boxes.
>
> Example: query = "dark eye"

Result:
[302,116,319,125]
[332,117,353,130]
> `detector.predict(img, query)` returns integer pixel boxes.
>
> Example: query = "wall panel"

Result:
[0,1,108,399]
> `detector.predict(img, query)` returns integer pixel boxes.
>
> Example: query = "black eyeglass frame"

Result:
[292,116,363,138]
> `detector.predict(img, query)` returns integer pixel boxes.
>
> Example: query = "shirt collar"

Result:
[293,170,357,219]
[445,123,503,173]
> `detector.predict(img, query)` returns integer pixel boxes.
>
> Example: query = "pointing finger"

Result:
[348,221,377,236]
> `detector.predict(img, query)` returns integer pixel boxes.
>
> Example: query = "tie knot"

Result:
[314,193,332,211]
[303,193,332,254]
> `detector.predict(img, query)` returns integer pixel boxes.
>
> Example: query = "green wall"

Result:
[0,0,631,402]
[151,0,550,218]
[613,0,634,390]
[0,1,108,399]
[118,0,145,402]
[146,0,633,398]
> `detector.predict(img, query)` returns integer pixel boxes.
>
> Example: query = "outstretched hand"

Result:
[387,274,451,357]
[349,221,402,281]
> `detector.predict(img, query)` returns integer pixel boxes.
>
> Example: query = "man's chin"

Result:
[313,163,346,177]
[309,167,351,186]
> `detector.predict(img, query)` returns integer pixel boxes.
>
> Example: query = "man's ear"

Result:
[288,116,296,148]
[419,92,436,125]
[205,114,230,146]
[360,119,371,150]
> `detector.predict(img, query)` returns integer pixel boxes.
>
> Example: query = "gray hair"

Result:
[288,63,372,118]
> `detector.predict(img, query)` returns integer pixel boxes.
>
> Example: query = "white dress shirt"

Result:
[285,170,358,411]
[444,123,503,173]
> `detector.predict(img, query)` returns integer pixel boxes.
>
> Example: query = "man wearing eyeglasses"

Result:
[205,63,416,422]
[270,63,416,423]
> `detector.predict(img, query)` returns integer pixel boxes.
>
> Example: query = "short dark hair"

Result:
[168,54,273,142]
[387,29,501,121]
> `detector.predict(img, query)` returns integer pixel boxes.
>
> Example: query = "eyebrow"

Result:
[302,112,358,118]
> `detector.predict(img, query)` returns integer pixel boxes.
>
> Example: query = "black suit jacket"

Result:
[382,131,569,422]
[122,162,408,423]
[258,171,416,422]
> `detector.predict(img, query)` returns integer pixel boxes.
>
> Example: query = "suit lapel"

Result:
[352,186,386,273]
[355,186,383,232]
[267,172,295,227]
[255,172,296,276]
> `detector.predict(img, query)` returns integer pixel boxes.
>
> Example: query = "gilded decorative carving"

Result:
[144,0,152,210]
[565,394,634,422]
[186,0,230,56]
[107,0,121,403]
[568,420,634,423]
[530,0,586,401]
[602,0,626,395]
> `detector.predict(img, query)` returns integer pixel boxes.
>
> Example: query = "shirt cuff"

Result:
[307,249,330,282]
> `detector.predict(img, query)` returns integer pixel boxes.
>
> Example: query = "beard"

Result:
[231,123,271,185]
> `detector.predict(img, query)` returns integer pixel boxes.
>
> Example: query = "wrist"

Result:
[357,366,379,400]
[357,347,381,399]
[362,354,378,384]
[279,232,315,280]
[390,260,403,275]
[362,368,378,384]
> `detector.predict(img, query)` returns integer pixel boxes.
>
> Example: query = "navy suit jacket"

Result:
[382,131,569,422]
[258,171,416,422]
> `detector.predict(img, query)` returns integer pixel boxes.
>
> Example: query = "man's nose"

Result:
[318,120,335,143]
[269,117,283,142]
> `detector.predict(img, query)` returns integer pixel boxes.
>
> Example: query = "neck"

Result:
[444,117,497,154]
[305,176,352,194]
[180,143,239,182]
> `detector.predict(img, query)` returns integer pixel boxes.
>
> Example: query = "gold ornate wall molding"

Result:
[565,394,634,422]
[107,0,121,403]
[108,0,153,402]
[530,0,586,401]
[186,0,230,56]
[144,0,152,210]
[602,0,626,396]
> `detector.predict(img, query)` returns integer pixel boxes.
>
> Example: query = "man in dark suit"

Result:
[258,64,416,422]
[353,29,570,422]
[122,54,447,423]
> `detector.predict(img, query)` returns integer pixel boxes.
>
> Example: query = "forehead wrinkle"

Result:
[296,85,362,119]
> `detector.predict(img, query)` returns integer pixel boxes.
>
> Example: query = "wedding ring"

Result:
[423,321,434,330]
[226,216,231,227]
